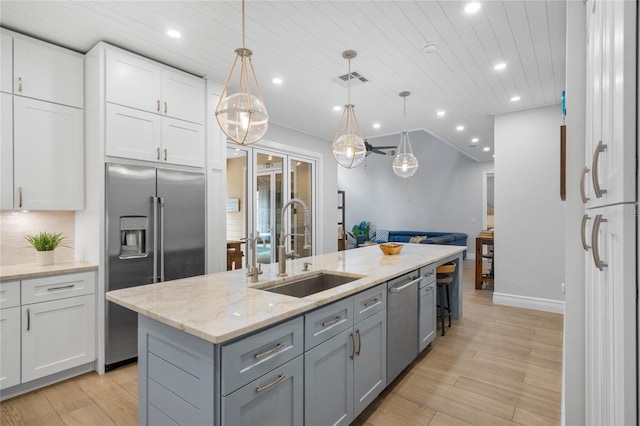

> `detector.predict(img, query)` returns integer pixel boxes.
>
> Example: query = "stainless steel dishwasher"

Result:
[386,269,422,385]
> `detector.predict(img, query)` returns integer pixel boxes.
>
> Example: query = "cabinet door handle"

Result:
[580,166,591,204]
[256,374,286,393]
[18,77,22,93]
[389,276,423,293]
[322,315,342,327]
[255,342,284,360]
[581,214,591,251]
[164,102,167,114]
[355,329,361,356]
[27,308,30,331]
[164,149,167,161]
[47,284,75,291]
[156,148,160,160]
[363,298,379,308]
[350,333,355,360]
[591,214,608,271]
[591,141,608,198]
[157,100,160,113]
[18,186,23,208]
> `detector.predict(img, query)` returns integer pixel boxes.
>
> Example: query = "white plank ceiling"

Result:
[0,0,566,162]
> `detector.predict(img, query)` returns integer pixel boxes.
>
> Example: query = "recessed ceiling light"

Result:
[272,77,283,85]
[333,105,342,111]
[483,147,491,152]
[471,138,479,143]
[373,123,381,129]
[456,125,465,131]
[465,2,481,14]
[494,62,506,71]
[167,29,181,39]
[436,110,446,117]
[510,95,521,102]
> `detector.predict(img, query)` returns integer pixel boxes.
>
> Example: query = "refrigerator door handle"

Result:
[159,197,165,282]
[152,196,158,283]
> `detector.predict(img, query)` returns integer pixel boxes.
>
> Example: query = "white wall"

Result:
[261,124,338,256]
[494,105,565,313]
[338,130,491,257]
[562,2,586,424]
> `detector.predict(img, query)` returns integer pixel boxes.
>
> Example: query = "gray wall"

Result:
[494,105,565,311]
[337,130,491,257]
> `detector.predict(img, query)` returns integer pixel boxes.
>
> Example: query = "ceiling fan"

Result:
[364,139,396,156]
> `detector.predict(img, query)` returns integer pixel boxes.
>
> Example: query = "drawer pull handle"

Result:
[350,333,355,360]
[591,214,608,270]
[322,315,342,327]
[256,374,286,393]
[47,284,75,291]
[390,276,423,293]
[581,214,591,251]
[254,342,284,360]
[363,298,379,308]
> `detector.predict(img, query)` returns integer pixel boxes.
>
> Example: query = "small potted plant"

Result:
[348,221,371,248]
[24,231,67,266]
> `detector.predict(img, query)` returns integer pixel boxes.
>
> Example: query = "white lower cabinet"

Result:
[0,272,96,394]
[22,294,96,382]
[0,307,21,389]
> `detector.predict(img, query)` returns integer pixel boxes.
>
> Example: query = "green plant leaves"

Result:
[24,232,66,251]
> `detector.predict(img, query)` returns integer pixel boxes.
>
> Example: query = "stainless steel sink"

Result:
[264,273,360,298]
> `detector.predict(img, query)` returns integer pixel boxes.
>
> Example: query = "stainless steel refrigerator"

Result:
[105,163,205,370]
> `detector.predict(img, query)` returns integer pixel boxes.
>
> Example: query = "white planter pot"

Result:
[35,250,55,266]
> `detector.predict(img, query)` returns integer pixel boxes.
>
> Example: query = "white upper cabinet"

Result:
[1,32,12,94]
[584,0,636,207]
[13,97,84,210]
[106,49,162,115]
[161,117,205,167]
[13,37,84,109]
[1,92,13,210]
[106,49,204,124]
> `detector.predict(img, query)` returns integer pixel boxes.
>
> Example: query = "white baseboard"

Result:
[493,292,565,314]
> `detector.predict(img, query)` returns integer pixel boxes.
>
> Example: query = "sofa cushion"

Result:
[409,235,427,244]
[373,230,389,243]
[427,235,456,244]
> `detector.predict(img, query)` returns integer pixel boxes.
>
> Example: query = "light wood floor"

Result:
[1,260,563,426]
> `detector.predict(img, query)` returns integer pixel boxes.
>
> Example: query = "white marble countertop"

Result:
[106,244,465,344]
[0,260,98,281]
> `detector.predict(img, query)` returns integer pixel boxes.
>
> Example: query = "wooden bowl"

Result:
[379,243,403,255]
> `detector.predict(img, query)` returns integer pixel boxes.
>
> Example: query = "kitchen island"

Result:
[106,243,465,425]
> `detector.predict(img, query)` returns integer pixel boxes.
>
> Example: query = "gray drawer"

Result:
[304,296,354,351]
[221,316,304,395]
[420,265,436,287]
[0,281,20,309]
[353,283,386,324]
[21,272,96,305]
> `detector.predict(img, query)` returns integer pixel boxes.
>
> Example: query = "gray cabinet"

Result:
[304,329,354,426]
[304,284,387,425]
[419,266,437,352]
[222,355,304,426]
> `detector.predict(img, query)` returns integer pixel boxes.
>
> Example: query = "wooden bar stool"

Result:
[436,262,456,336]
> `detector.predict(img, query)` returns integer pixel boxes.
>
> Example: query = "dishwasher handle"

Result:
[389,276,423,293]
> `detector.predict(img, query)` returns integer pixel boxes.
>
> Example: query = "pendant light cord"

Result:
[242,0,246,48]
[403,96,407,132]
[347,57,351,106]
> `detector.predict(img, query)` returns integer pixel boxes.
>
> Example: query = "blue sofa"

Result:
[376,230,468,259]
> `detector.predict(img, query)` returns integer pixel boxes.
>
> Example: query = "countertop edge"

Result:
[0,261,99,281]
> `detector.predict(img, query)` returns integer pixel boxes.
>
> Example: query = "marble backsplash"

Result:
[0,211,75,266]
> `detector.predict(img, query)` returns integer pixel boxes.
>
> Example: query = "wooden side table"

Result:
[226,240,244,271]
[475,236,494,290]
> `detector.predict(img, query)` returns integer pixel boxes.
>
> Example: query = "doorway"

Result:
[483,172,494,231]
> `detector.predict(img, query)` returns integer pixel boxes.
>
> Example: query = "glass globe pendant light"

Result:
[393,91,419,178]
[332,50,366,169]
[215,0,268,145]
